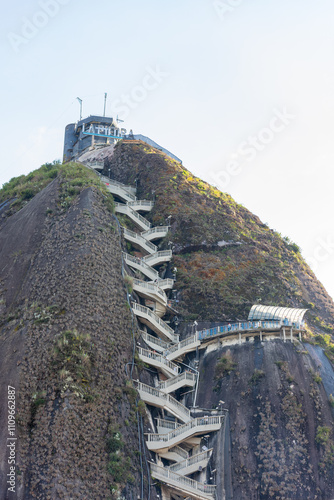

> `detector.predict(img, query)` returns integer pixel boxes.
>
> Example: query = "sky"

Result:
[1,0,334,300]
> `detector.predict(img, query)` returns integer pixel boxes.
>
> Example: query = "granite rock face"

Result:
[0,177,154,499]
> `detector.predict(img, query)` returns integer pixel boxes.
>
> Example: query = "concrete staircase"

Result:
[150,463,216,500]
[134,381,191,423]
[115,202,151,230]
[132,302,179,343]
[122,227,157,254]
[169,449,213,476]
[107,175,221,499]
[145,416,224,452]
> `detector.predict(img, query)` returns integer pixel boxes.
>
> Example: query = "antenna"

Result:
[76,97,82,121]
[117,115,124,123]
[103,93,107,117]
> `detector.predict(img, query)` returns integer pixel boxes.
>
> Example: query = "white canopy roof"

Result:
[248,304,308,323]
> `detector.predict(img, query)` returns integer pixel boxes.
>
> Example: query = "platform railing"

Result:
[128,200,154,210]
[197,320,289,341]
[154,278,175,290]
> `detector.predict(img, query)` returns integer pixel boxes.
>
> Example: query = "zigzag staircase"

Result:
[102,174,223,500]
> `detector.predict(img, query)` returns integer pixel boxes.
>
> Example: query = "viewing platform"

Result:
[197,319,304,344]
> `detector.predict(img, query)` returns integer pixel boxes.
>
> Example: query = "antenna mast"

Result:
[103,93,107,117]
[76,97,83,121]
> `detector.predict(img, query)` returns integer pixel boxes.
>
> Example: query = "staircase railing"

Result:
[158,372,196,391]
[137,347,180,375]
[122,252,159,281]
[122,228,157,253]
[140,331,169,351]
[133,278,167,303]
[150,463,216,498]
[134,381,191,422]
[142,250,173,265]
[169,448,213,474]
[132,302,179,343]
[141,226,170,240]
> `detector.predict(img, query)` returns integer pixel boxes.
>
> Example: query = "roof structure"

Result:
[248,305,308,323]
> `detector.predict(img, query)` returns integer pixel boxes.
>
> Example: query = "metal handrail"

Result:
[197,320,291,341]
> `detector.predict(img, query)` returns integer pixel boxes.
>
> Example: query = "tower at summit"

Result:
[63,115,127,162]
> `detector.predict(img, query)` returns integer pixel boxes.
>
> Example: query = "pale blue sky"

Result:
[1,0,334,300]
